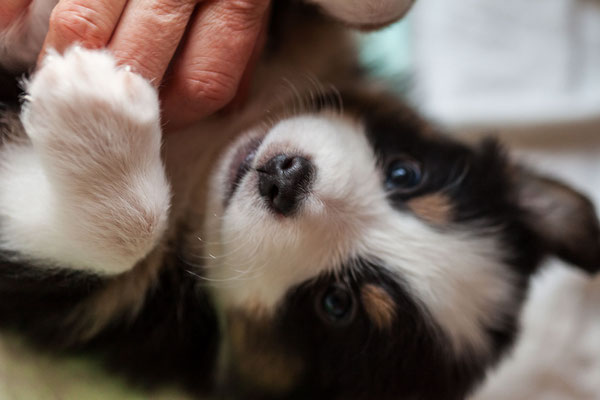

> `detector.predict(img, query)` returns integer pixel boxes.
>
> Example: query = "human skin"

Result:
[2,0,270,130]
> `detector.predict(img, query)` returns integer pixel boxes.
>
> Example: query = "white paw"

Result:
[21,46,163,181]
[16,46,170,275]
[26,47,159,143]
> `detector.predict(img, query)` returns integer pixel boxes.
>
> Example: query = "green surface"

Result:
[0,334,191,400]
[357,19,413,83]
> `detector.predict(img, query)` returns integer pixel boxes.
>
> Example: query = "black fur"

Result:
[228,262,489,400]
[86,259,220,394]
[0,248,219,394]
[0,255,104,346]
[0,67,21,107]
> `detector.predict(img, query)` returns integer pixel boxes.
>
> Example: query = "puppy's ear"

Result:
[514,169,600,274]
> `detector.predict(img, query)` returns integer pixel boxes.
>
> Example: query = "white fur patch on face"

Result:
[204,113,516,357]
[360,212,517,356]
[308,0,414,28]
[204,114,375,307]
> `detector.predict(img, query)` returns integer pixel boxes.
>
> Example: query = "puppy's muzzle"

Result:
[257,154,314,216]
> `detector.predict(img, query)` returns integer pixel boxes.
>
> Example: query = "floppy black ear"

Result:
[514,169,600,274]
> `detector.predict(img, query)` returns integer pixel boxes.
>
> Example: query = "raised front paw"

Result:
[18,46,170,275]
[23,46,162,168]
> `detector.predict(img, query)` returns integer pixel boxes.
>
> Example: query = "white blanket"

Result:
[411,0,600,126]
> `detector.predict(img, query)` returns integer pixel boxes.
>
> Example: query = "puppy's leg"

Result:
[0,46,170,275]
[0,0,58,71]
[307,0,414,28]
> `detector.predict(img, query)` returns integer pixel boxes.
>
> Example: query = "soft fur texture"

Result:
[0,1,598,399]
[3,47,170,275]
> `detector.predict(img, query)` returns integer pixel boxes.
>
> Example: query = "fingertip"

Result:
[39,0,126,66]
[160,0,271,131]
[107,0,197,84]
[161,76,237,132]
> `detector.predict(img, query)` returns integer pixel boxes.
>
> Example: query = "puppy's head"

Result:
[203,90,600,399]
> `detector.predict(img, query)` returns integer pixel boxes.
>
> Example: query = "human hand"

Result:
[40,0,270,131]
[0,0,32,29]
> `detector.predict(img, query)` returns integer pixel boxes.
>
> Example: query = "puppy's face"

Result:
[203,91,600,399]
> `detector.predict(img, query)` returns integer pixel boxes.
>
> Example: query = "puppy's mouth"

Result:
[225,137,263,206]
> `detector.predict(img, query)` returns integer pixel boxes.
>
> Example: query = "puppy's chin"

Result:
[203,107,522,363]
[202,113,374,309]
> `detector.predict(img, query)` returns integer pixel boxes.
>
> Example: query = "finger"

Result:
[310,0,414,29]
[40,0,127,61]
[0,0,32,29]
[108,0,197,84]
[160,0,270,129]
[224,8,269,114]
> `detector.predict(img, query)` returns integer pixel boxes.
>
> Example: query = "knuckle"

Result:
[150,0,196,23]
[183,69,239,112]
[156,0,197,11]
[49,3,110,48]
[113,49,162,82]
[228,0,270,14]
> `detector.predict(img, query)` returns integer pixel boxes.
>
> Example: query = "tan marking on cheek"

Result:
[228,312,304,394]
[361,284,396,330]
[407,193,453,224]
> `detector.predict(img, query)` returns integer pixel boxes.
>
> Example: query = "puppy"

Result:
[0,1,598,399]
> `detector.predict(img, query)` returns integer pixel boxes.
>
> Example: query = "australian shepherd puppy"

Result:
[0,1,598,399]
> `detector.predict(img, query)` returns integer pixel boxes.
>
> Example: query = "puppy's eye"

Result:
[385,159,422,192]
[319,284,355,324]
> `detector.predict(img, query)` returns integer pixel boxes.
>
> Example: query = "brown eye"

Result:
[319,284,355,324]
[385,159,423,192]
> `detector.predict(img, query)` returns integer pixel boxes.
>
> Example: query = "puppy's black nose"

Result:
[257,154,314,216]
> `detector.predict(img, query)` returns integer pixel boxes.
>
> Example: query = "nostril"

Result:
[268,184,279,202]
[257,154,315,216]
[280,156,294,171]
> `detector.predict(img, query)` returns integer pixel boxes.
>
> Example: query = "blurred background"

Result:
[359,1,600,399]
[361,0,600,126]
